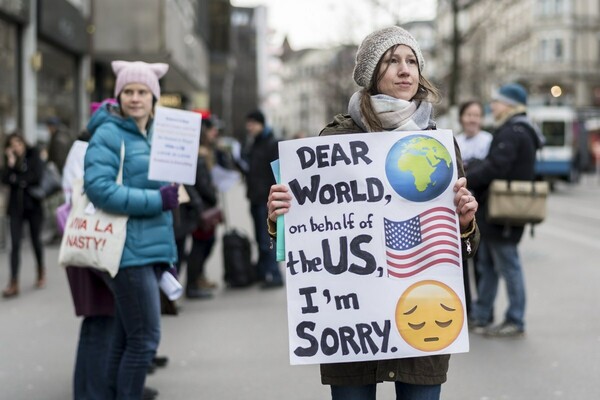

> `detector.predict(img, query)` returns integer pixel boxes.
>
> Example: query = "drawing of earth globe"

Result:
[385,134,453,202]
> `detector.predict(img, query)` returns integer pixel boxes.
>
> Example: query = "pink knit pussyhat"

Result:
[111,61,169,100]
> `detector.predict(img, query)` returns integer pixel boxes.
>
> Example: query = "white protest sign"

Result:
[211,164,241,193]
[148,106,201,185]
[279,130,469,365]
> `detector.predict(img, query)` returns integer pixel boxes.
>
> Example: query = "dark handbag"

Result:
[65,267,115,317]
[198,207,224,232]
[28,162,62,200]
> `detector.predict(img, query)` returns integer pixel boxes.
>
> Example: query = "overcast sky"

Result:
[231,0,437,49]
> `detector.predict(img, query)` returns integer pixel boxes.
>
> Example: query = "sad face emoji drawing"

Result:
[395,280,464,351]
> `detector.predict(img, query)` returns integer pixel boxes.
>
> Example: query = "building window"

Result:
[538,37,565,62]
[554,38,563,60]
[554,0,563,13]
[539,39,549,62]
[537,0,566,15]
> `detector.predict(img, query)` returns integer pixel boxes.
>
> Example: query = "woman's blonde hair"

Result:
[359,45,441,132]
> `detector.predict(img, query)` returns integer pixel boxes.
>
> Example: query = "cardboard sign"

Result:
[148,106,201,185]
[279,130,469,365]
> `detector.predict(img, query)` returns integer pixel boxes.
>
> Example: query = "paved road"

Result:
[1,177,599,400]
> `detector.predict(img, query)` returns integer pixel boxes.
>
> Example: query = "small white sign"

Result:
[211,165,241,193]
[148,106,202,185]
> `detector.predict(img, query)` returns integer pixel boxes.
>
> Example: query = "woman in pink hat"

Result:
[84,61,178,399]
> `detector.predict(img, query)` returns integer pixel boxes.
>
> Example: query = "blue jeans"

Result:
[250,203,282,283]
[74,316,114,400]
[331,382,441,400]
[473,240,526,329]
[105,266,161,400]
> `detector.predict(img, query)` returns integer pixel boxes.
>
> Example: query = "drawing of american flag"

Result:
[384,207,460,278]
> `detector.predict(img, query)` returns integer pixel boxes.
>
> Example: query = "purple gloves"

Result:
[159,185,179,211]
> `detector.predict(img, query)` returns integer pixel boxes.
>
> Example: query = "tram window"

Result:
[541,121,566,146]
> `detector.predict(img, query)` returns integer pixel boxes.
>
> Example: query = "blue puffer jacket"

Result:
[84,102,177,269]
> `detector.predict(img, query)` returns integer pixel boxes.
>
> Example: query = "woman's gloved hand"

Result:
[159,185,179,211]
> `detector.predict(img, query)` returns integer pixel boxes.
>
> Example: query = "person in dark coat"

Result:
[186,118,222,298]
[266,26,480,400]
[2,133,46,298]
[466,83,544,338]
[46,116,73,174]
[44,117,73,245]
[243,110,283,288]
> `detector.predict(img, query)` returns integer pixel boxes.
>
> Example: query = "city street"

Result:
[1,176,599,400]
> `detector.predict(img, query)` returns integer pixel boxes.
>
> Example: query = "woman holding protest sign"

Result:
[267,26,480,400]
[84,61,178,399]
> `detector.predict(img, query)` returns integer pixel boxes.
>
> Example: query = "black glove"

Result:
[159,185,179,211]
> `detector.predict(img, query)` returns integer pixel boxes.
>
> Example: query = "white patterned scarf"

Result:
[348,91,434,132]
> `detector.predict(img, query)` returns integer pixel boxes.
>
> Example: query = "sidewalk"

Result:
[0,182,327,400]
[1,178,599,399]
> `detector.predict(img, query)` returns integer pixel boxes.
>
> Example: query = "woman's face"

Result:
[376,45,420,101]
[460,103,483,136]
[119,83,154,121]
[8,137,26,157]
[206,126,218,144]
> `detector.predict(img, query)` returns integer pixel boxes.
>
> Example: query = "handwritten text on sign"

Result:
[279,130,469,365]
[148,106,201,185]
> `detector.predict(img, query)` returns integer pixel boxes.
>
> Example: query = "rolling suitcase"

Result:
[222,228,255,287]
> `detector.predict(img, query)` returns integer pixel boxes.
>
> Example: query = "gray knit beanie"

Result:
[353,26,425,88]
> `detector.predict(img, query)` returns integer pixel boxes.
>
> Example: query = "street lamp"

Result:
[551,85,562,98]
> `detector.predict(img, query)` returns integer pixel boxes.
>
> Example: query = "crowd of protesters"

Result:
[0,23,547,400]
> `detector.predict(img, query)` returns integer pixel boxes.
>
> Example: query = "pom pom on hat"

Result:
[112,61,169,100]
[492,83,528,106]
[353,26,425,88]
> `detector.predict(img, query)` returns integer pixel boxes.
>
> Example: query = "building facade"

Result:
[91,0,209,110]
[0,0,211,152]
[435,0,600,172]
[0,0,31,142]
[435,0,600,109]
[273,44,357,138]
[225,6,270,140]
[0,0,89,148]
